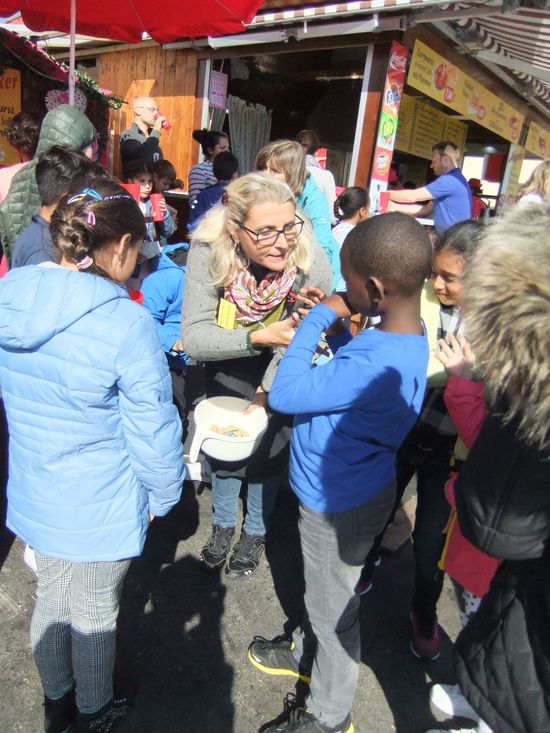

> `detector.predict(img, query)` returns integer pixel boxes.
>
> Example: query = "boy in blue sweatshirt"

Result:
[248,213,432,733]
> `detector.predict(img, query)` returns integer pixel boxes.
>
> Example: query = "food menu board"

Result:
[442,116,468,152]
[525,121,550,159]
[395,94,468,160]
[407,40,523,143]
[0,68,22,168]
[499,144,525,210]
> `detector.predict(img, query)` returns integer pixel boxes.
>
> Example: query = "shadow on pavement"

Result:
[265,482,458,733]
[115,483,235,732]
[265,484,305,638]
[359,548,457,733]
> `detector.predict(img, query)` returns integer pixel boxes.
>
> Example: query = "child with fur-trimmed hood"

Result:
[427,203,550,733]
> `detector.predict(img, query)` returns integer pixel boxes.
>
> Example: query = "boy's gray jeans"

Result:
[292,480,396,727]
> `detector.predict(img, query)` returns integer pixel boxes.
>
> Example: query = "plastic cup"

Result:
[154,112,172,131]
[120,182,141,203]
[379,191,391,214]
[149,193,164,222]
[128,289,144,305]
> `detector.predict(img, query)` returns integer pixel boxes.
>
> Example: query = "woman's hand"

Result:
[250,314,300,348]
[244,388,268,414]
[435,333,475,380]
[295,286,326,318]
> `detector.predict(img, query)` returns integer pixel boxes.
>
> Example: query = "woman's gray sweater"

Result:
[181,240,332,392]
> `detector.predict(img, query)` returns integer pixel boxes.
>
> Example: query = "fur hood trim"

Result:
[463,202,550,449]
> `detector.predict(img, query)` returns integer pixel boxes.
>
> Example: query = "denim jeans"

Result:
[291,481,395,727]
[31,553,130,714]
[211,473,281,537]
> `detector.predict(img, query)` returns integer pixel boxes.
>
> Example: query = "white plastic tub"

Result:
[188,396,269,464]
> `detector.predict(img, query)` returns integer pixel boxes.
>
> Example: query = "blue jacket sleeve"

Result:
[299,179,341,288]
[141,271,179,353]
[188,192,206,231]
[269,304,380,415]
[158,208,175,240]
[115,312,184,516]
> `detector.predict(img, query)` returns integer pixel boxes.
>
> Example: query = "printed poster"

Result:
[525,121,550,159]
[0,68,22,168]
[407,40,523,143]
[369,41,409,211]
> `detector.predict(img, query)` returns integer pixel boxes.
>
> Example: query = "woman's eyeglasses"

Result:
[238,216,304,247]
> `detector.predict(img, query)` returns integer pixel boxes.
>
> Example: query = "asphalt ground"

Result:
[0,478,463,733]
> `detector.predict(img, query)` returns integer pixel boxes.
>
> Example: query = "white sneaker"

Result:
[430,684,479,720]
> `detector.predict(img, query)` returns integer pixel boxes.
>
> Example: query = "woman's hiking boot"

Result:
[225,531,265,578]
[200,525,235,569]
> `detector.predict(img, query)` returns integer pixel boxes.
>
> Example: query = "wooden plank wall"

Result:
[97,45,202,184]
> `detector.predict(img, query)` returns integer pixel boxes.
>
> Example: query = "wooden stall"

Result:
[98,46,202,182]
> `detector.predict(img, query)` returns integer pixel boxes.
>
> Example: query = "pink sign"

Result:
[209,70,228,111]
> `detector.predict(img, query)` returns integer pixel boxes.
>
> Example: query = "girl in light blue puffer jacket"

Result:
[0,180,184,733]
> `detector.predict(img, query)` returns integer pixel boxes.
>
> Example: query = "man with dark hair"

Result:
[388,141,472,234]
[187,151,239,231]
[119,96,166,166]
[11,146,108,268]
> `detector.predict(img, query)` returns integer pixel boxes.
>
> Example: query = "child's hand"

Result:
[244,388,268,414]
[159,197,167,213]
[435,333,475,380]
[322,293,356,319]
[171,339,185,352]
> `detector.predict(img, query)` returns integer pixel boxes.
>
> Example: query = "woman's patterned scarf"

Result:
[224,264,297,326]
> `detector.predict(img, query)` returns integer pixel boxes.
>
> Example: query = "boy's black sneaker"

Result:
[200,525,235,569]
[264,706,354,732]
[44,689,76,733]
[76,697,130,733]
[225,531,265,578]
[248,636,311,683]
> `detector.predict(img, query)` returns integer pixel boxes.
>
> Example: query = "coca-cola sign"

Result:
[389,51,407,72]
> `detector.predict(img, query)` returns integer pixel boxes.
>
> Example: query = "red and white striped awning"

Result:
[446,4,550,106]
[249,0,453,26]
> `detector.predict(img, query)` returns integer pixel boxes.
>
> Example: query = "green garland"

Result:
[0,41,125,110]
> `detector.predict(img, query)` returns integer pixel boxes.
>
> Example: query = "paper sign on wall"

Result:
[209,70,228,111]
[0,68,22,168]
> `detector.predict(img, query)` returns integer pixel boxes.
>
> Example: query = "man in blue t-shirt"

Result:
[387,141,472,234]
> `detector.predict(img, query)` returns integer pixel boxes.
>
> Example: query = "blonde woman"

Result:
[256,140,340,288]
[517,158,550,205]
[182,173,332,579]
